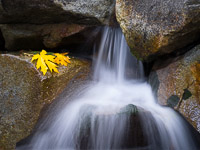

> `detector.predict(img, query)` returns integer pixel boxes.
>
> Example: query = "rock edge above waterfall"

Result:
[0,53,91,150]
[116,0,200,61]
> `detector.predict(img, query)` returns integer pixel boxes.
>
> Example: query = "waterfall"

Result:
[17,27,198,150]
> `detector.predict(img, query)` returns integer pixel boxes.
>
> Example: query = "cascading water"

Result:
[18,27,199,150]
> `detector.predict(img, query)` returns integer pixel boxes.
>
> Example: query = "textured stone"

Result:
[0,24,87,50]
[0,53,91,150]
[0,0,116,51]
[0,0,115,25]
[149,44,200,132]
[116,0,200,61]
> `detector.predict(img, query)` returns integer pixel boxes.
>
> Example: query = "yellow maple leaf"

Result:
[54,52,71,66]
[32,50,59,75]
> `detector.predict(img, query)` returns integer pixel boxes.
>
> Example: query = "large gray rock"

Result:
[0,0,115,25]
[116,0,200,61]
[149,44,200,132]
[0,0,115,51]
[0,53,91,150]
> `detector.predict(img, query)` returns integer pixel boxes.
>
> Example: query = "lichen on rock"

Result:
[149,44,200,132]
[0,53,91,150]
[116,0,200,61]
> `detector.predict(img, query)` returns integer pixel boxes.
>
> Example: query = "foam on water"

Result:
[18,27,198,150]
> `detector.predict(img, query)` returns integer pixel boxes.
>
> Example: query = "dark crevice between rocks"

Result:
[9,36,45,51]
[0,28,5,51]
[145,37,200,92]
[142,14,200,76]
[144,36,200,77]
[154,37,200,70]
[52,26,102,60]
[0,16,102,26]
[0,0,6,12]
[63,25,119,60]
[108,5,119,28]
[143,61,154,78]
[0,26,104,61]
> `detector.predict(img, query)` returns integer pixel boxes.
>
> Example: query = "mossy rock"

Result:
[149,44,200,132]
[0,53,91,150]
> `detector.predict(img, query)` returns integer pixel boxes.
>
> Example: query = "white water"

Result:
[18,27,198,150]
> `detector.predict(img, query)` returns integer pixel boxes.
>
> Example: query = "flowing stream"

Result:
[18,27,198,150]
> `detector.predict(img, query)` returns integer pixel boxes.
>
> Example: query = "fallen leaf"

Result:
[54,53,71,66]
[32,50,59,75]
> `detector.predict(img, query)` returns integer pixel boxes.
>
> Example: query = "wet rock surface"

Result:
[77,104,154,149]
[116,0,200,61]
[0,53,91,150]
[149,44,200,132]
[120,105,149,149]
